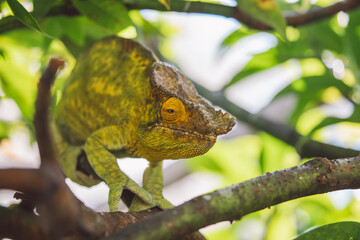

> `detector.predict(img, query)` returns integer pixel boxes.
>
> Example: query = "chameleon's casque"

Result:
[54,36,235,211]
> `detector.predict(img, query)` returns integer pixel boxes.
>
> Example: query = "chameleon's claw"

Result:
[108,184,124,212]
[129,194,173,212]
[108,179,153,212]
[124,179,153,204]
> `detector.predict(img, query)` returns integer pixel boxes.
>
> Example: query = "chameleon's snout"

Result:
[193,103,235,137]
[213,110,236,136]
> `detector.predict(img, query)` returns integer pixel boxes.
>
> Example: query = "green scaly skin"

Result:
[54,36,235,212]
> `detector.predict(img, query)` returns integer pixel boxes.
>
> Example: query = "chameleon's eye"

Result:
[167,109,175,114]
[161,97,187,122]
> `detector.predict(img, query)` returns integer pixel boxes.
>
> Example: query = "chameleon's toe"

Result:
[129,193,174,212]
[158,197,174,209]
[124,179,153,205]
[108,184,124,212]
[108,179,153,212]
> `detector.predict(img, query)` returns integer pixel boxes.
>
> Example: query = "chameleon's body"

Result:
[54,36,235,211]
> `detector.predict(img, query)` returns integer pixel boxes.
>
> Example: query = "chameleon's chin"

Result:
[136,124,216,161]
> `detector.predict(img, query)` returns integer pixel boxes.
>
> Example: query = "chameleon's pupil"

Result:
[167,109,175,114]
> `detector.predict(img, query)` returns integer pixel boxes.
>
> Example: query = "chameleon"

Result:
[53,36,235,212]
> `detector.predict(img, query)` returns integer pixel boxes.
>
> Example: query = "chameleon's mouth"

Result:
[138,123,217,161]
[155,123,217,143]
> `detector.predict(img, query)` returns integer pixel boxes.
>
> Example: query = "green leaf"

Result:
[344,9,360,86]
[277,36,316,61]
[258,132,298,174]
[158,0,170,10]
[0,49,5,60]
[237,0,287,40]
[301,20,342,54]
[273,71,352,126]
[220,27,258,48]
[42,16,85,47]
[308,116,347,135]
[60,16,113,57]
[6,0,43,33]
[0,59,37,121]
[32,0,56,18]
[70,0,132,33]
[308,104,360,135]
[294,221,360,240]
[224,47,278,88]
[187,137,262,184]
[0,121,12,140]
[129,11,163,37]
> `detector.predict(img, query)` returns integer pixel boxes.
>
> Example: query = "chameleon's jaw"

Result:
[136,123,217,161]
[158,124,217,142]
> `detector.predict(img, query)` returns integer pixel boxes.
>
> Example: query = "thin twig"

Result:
[1,0,359,34]
[0,169,45,196]
[286,0,360,28]
[35,58,65,168]
[193,82,359,159]
[233,0,360,30]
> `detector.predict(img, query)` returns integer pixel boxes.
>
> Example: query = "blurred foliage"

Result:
[294,221,360,239]
[237,0,287,39]
[1,0,360,239]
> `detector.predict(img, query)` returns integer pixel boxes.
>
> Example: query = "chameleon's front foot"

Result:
[129,161,174,212]
[107,176,153,212]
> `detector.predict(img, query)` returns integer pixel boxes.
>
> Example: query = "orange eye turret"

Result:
[161,97,188,123]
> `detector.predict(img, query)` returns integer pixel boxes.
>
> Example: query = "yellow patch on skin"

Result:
[66,81,80,95]
[89,76,124,96]
[111,39,117,49]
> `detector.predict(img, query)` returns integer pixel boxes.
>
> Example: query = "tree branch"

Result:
[193,82,359,159]
[1,0,359,34]
[107,156,360,240]
[0,206,49,240]
[233,0,360,30]
[0,169,45,196]
[286,0,360,28]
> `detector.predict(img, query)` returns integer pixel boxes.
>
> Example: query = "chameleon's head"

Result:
[136,62,236,161]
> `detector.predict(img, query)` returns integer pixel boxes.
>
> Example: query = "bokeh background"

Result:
[1,0,360,239]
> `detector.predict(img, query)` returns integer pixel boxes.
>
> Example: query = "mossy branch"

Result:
[107,156,360,240]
